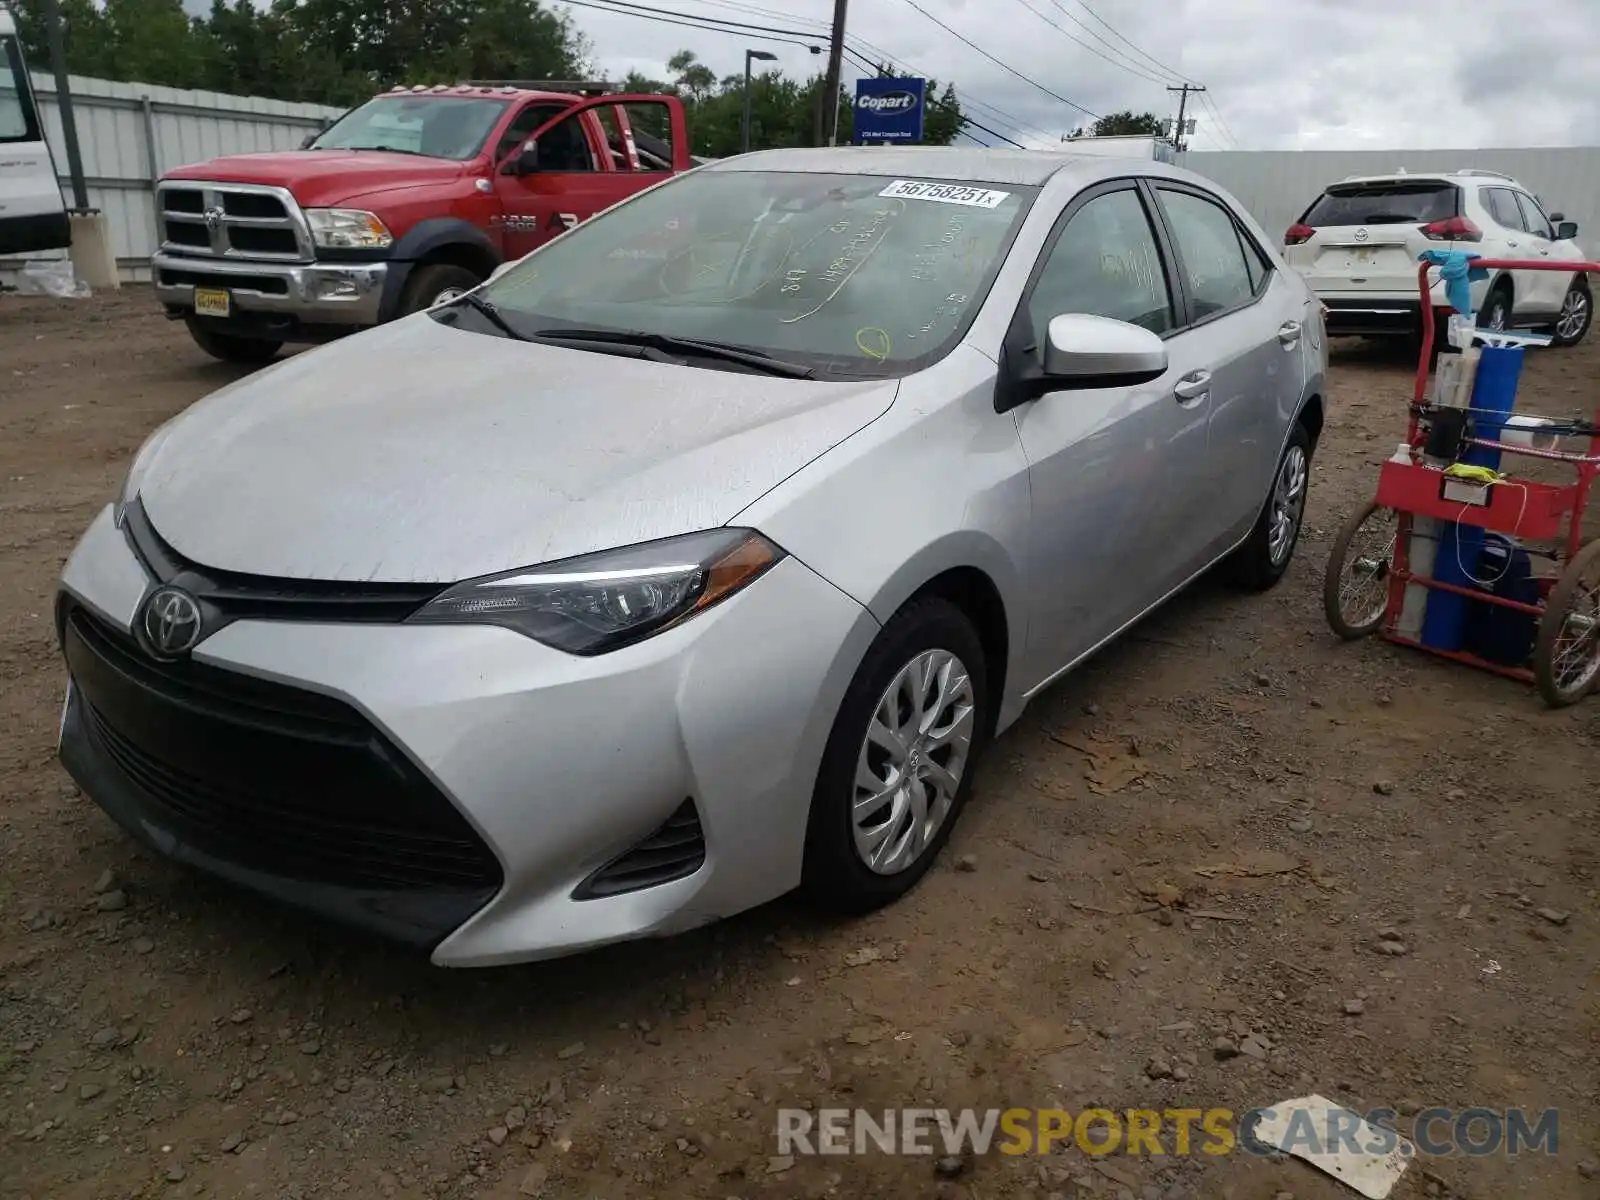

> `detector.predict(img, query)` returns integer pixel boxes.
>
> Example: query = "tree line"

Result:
[9,0,967,154]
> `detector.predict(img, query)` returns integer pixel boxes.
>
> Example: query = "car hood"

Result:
[164,152,464,207]
[135,317,898,583]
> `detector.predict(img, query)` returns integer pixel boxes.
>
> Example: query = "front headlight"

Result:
[305,208,393,250]
[408,529,785,655]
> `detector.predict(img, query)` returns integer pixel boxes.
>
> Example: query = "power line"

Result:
[840,44,1046,145]
[1067,0,1198,86]
[840,45,1028,148]
[892,0,1100,120]
[1007,0,1175,87]
[678,0,1057,142]
[574,0,1054,145]
[1199,91,1240,148]
[563,0,824,45]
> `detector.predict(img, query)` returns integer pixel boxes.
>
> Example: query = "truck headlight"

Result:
[306,208,393,250]
[408,529,785,655]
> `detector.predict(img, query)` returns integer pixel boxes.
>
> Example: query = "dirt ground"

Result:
[1,294,1596,1200]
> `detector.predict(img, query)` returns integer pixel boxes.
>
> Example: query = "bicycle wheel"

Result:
[1323,501,1398,640]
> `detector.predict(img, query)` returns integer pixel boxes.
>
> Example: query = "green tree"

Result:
[1089,110,1165,137]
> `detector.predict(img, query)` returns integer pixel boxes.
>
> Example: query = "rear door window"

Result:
[1157,187,1256,320]
[1302,182,1458,226]
[1482,187,1523,231]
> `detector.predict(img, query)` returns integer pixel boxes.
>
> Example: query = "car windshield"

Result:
[473,169,1038,377]
[310,94,510,160]
[1303,181,1458,226]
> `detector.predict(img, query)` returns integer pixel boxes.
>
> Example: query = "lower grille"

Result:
[158,267,291,296]
[63,602,502,895]
[575,800,706,899]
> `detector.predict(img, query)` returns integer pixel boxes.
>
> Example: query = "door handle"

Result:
[1173,370,1211,402]
[1507,240,1520,248]
[1278,320,1302,347]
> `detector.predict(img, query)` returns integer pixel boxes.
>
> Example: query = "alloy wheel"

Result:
[851,648,976,875]
[1557,287,1590,341]
[1268,444,1308,567]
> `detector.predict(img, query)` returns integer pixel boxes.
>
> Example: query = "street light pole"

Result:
[741,49,777,154]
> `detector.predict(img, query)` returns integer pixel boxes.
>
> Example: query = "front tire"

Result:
[1550,277,1593,348]
[801,597,989,914]
[399,264,482,316]
[184,318,282,365]
[1227,420,1312,591]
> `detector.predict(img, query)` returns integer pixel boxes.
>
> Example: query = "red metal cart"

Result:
[1323,257,1600,705]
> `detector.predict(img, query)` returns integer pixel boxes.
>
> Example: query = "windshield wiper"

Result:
[439,292,532,342]
[528,327,816,378]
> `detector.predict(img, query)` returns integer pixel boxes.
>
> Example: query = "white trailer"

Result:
[1,3,69,255]
[1058,134,1176,164]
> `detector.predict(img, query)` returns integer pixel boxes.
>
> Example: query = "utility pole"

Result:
[1166,83,1204,153]
[820,0,848,145]
[39,0,89,210]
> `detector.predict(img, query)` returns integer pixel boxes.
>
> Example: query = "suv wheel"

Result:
[1552,278,1593,348]
[1477,284,1513,334]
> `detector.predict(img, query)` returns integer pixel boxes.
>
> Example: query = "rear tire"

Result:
[399,264,482,316]
[1550,277,1593,348]
[1227,421,1312,591]
[1477,283,1513,334]
[185,318,282,365]
[801,597,989,914]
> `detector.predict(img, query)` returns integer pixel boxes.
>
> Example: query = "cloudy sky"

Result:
[568,0,1599,151]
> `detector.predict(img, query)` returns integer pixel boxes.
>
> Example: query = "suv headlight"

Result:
[306,208,393,250]
[408,529,785,655]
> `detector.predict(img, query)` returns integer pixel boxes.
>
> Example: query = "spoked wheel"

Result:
[1533,539,1600,706]
[1323,501,1399,639]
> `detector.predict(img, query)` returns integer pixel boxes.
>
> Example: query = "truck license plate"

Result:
[194,287,231,318]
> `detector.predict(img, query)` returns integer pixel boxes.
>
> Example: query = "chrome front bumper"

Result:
[152,252,388,327]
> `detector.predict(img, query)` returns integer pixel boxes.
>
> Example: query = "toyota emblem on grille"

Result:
[139,586,204,658]
[203,206,225,231]
[1354,228,1369,242]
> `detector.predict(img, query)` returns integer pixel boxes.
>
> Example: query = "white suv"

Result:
[1284,169,1591,349]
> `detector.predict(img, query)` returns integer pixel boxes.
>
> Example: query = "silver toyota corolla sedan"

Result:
[55,148,1326,966]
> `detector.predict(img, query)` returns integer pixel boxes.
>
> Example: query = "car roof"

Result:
[706,145,1203,189]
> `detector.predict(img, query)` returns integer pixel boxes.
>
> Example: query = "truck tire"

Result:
[185,319,282,365]
[399,264,482,316]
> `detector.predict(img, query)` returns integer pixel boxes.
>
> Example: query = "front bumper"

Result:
[56,505,878,966]
[152,251,388,329]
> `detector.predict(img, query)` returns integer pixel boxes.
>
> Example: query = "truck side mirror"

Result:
[300,132,318,149]
[1557,220,1579,241]
[509,141,540,175]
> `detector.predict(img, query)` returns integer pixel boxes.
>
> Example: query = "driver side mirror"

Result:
[1041,313,1168,386]
[508,141,540,176]
[999,313,1168,411]
[1557,220,1579,241]
[300,132,318,149]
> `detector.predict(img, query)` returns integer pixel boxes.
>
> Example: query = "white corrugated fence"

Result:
[2,72,341,282]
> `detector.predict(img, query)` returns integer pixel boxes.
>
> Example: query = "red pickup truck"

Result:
[151,82,693,362]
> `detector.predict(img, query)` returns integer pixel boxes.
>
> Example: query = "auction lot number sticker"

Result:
[878,180,1012,208]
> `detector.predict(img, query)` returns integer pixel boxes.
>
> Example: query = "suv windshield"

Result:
[1302,181,1458,226]
[311,94,510,160]
[473,169,1038,377]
